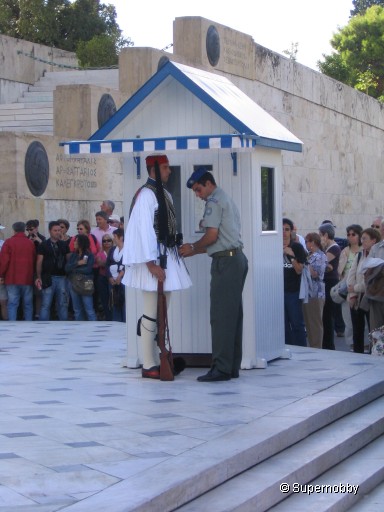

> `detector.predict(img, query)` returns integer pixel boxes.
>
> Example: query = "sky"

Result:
[111,0,354,71]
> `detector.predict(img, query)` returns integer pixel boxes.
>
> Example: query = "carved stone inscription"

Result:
[222,34,251,74]
[56,153,98,190]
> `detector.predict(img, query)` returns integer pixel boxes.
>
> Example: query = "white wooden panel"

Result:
[243,149,286,366]
[109,79,235,141]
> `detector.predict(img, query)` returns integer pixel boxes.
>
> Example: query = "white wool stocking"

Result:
[141,290,171,369]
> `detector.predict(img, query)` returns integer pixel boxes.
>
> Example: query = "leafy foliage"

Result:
[77,34,117,67]
[0,0,133,67]
[350,0,384,17]
[318,6,384,99]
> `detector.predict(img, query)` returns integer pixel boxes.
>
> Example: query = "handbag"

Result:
[69,273,94,296]
[368,326,384,356]
[330,280,348,304]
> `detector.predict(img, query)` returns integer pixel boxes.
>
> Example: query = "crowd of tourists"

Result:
[0,200,126,323]
[283,215,384,354]
[1,196,384,359]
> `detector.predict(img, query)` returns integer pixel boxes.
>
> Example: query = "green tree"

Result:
[0,0,20,38]
[0,0,133,66]
[355,69,378,94]
[318,6,384,99]
[16,0,70,47]
[350,0,384,16]
[318,53,355,85]
[77,34,115,67]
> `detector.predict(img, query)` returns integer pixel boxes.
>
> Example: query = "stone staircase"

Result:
[0,68,119,135]
[80,366,384,512]
[176,399,384,511]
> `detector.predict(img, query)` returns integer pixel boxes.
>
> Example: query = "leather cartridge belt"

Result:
[211,247,241,258]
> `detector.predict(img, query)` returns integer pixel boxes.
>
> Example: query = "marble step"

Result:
[176,397,384,512]
[349,480,384,511]
[17,91,53,103]
[60,368,384,512]
[0,102,52,110]
[269,435,384,512]
[0,125,52,133]
[28,85,56,92]
[0,114,52,123]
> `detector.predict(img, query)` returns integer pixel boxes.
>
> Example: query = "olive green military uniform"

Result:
[202,187,248,376]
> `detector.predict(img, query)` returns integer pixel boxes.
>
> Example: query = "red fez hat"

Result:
[145,154,169,167]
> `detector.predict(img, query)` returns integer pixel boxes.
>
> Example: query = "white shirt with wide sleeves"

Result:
[122,187,192,292]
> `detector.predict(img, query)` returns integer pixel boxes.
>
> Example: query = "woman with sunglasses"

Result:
[95,235,114,320]
[338,224,363,348]
[347,227,381,353]
[69,220,100,256]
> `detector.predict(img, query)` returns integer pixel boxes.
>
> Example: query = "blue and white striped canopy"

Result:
[61,133,260,155]
[61,61,302,156]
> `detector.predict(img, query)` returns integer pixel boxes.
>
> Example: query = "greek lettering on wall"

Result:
[222,35,250,74]
[55,153,98,190]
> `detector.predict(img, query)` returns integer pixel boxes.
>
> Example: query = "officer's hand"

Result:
[179,243,194,258]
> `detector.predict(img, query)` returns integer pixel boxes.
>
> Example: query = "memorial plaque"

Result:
[206,25,220,67]
[97,94,116,128]
[24,141,49,197]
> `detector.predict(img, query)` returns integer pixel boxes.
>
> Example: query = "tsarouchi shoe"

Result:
[142,366,160,379]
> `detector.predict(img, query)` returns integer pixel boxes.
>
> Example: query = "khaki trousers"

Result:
[302,298,325,349]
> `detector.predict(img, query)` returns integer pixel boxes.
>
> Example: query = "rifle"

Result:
[157,253,174,381]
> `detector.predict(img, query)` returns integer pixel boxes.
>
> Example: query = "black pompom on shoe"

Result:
[173,357,186,376]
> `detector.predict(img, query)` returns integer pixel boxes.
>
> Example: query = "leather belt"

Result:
[211,248,241,258]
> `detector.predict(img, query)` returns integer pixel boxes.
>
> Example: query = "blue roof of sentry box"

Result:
[61,60,302,155]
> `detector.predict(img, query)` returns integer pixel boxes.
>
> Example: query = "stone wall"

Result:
[118,16,384,236]
[2,18,384,239]
[0,132,124,240]
[54,85,125,140]
[0,35,78,104]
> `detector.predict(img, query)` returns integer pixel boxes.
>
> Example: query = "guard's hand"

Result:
[147,261,166,281]
[179,243,194,258]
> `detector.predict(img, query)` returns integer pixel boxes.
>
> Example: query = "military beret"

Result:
[186,167,209,188]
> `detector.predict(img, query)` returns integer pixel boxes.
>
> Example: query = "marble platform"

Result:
[1,321,383,511]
